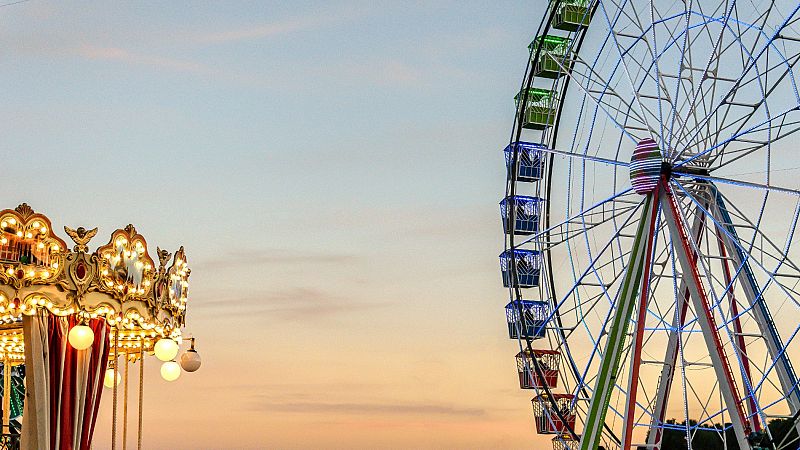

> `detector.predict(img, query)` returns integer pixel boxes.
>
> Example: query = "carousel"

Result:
[0,203,201,450]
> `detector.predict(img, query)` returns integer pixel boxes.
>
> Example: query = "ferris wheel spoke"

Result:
[596,0,662,141]
[672,4,780,157]
[575,3,682,142]
[661,0,694,153]
[713,188,800,273]
[516,188,638,249]
[707,118,800,172]
[547,51,650,141]
[672,5,800,165]
[535,143,628,167]
[667,2,759,151]
[672,170,800,196]
[677,181,800,314]
[674,181,800,433]
[568,55,652,128]
[681,85,800,171]
[678,54,800,161]
[666,1,737,155]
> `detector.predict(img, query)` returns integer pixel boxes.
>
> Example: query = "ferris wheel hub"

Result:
[630,138,665,194]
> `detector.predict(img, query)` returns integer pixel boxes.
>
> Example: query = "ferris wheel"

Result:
[499,1,800,449]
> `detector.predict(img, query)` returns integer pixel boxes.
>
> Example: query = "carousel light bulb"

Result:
[104,368,121,388]
[160,361,181,382]
[154,338,178,362]
[68,325,94,350]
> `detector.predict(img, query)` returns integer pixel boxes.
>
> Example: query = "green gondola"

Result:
[530,35,571,79]
[551,0,593,32]
[515,88,558,130]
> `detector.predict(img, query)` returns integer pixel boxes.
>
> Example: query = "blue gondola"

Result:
[500,249,541,288]
[505,300,549,339]
[500,195,543,235]
[504,142,545,182]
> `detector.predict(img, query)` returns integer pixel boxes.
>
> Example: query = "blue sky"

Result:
[1,1,548,448]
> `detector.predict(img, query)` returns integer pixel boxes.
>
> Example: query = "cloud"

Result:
[251,400,486,417]
[71,44,273,87]
[195,17,330,45]
[75,44,206,73]
[192,8,365,45]
[192,287,389,320]
[195,248,357,271]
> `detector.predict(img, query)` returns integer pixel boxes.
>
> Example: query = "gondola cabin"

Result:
[532,394,576,435]
[516,349,561,389]
[505,300,549,340]
[500,195,543,235]
[499,249,541,288]
[551,0,593,31]
[530,35,571,79]
[516,88,558,130]
[551,436,579,450]
[504,141,545,182]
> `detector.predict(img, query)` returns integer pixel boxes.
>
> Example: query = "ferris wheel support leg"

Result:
[580,191,660,450]
[661,184,751,450]
[711,184,800,436]
[621,188,662,449]
[646,200,708,450]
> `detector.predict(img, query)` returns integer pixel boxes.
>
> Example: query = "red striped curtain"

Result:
[21,312,110,450]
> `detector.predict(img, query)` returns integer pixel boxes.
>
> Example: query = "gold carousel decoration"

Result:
[0,203,201,450]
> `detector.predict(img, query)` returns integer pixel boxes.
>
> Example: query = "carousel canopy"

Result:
[0,203,192,360]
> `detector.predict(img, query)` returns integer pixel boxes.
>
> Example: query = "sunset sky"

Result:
[0,1,547,448]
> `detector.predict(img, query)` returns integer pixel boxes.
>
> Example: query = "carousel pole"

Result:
[137,343,144,450]
[2,356,9,436]
[123,352,129,450]
[112,328,119,450]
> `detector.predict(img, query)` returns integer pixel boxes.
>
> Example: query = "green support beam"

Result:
[580,191,659,450]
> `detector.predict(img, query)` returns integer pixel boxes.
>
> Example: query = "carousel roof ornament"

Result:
[0,204,189,340]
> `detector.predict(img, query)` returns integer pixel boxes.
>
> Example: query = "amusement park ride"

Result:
[499,1,800,449]
[0,203,200,449]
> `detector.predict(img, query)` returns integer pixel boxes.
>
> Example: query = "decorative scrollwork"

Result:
[96,225,156,302]
[0,205,67,290]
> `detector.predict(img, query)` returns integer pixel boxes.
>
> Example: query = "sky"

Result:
[0,1,546,448]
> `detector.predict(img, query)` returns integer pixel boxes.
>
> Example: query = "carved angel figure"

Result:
[64,226,98,252]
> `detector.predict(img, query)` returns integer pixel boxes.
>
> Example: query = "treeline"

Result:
[636,418,799,450]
